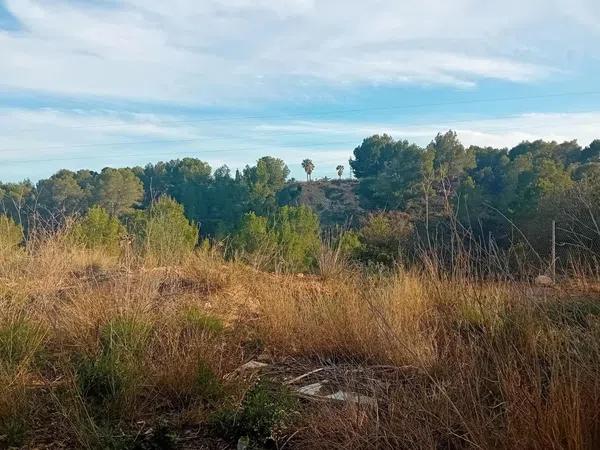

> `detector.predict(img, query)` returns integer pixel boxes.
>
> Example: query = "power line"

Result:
[1,139,359,165]
[0,107,598,158]
[3,90,600,134]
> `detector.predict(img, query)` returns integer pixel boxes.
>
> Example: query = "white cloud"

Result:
[0,0,596,103]
[1,107,599,182]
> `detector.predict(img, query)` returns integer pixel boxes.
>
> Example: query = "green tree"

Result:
[349,134,397,178]
[94,168,143,216]
[0,181,34,230]
[336,165,344,180]
[301,159,315,181]
[243,157,290,214]
[37,169,88,215]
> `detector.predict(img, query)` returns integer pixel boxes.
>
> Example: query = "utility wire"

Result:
[2,90,599,134]
[1,107,598,157]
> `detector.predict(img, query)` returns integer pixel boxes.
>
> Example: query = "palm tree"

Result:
[336,165,344,180]
[302,159,315,181]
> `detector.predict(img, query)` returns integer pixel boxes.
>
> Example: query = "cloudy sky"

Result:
[1,0,599,181]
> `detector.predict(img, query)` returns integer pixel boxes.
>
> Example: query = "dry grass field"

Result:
[1,232,599,449]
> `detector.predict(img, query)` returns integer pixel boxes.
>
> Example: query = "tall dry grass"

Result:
[0,227,598,448]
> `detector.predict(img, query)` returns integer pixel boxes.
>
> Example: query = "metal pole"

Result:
[551,220,556,281]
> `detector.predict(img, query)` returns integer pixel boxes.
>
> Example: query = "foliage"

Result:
[36,169,89,215]
[94,168,144,216]
[76,316,150,408]
[301,159,315,181]
[183,308,225,335]
[6,131,600,267]
[234,206,320,272]
[243,156,290,214]
[130,197,198,265]
[0,318,43,372]
[70,206,125,254]
[211,380,297,447]
[336,230,363,258]
[357,211,413,265]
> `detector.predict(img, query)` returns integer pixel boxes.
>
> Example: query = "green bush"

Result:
[211,380,297,447]
[0,215,23,253]
[232,212,276,255]
[70,206,125,254]
[233,206,320,272]
[337,230,363,258]
[357,211,413,266]
[129,197,198,265]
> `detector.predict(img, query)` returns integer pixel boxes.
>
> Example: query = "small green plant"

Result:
[70,206,125,255]
[0,318,44,372]
[184,308,224,335]
[211,380,297,447]
[76,317,150,409]
[0,412,27,448]
[193,360,224,402]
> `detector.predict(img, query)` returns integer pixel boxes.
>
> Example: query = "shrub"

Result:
[0,215,23,253]
[211,380,297,447]
[233,206,320,272]
[337,230,363,258]
[232,212,276,255]
[357,211,413,265]
[193,360,223,403]
[70,206,125,255]
[129,197,199,265]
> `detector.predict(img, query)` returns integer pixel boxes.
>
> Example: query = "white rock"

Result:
[297,382,326,396]
[535,275,554,286]
[238,360,269,371]
[325,391,377,406]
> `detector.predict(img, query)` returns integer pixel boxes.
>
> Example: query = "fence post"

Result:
[551,220,556,281]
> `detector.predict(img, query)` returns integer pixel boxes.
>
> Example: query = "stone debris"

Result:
[238,360,269,371]
[535,275,554,286]
[297,381,327,396]
[325,390,377,406]
[295,381,377,406]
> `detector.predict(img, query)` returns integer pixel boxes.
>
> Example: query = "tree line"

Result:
[1,130,599,271]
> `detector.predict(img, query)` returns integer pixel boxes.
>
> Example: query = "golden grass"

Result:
[0,233,599,448]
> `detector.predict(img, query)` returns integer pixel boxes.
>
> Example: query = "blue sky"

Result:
[1,0,599,182]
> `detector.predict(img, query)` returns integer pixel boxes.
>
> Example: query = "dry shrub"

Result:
[254,270,436,367]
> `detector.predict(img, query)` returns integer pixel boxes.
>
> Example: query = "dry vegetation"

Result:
[1,230,599,449]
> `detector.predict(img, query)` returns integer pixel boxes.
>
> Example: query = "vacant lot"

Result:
[1,236,599,449]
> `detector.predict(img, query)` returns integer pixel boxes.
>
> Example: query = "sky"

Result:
[0,0,599,182]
